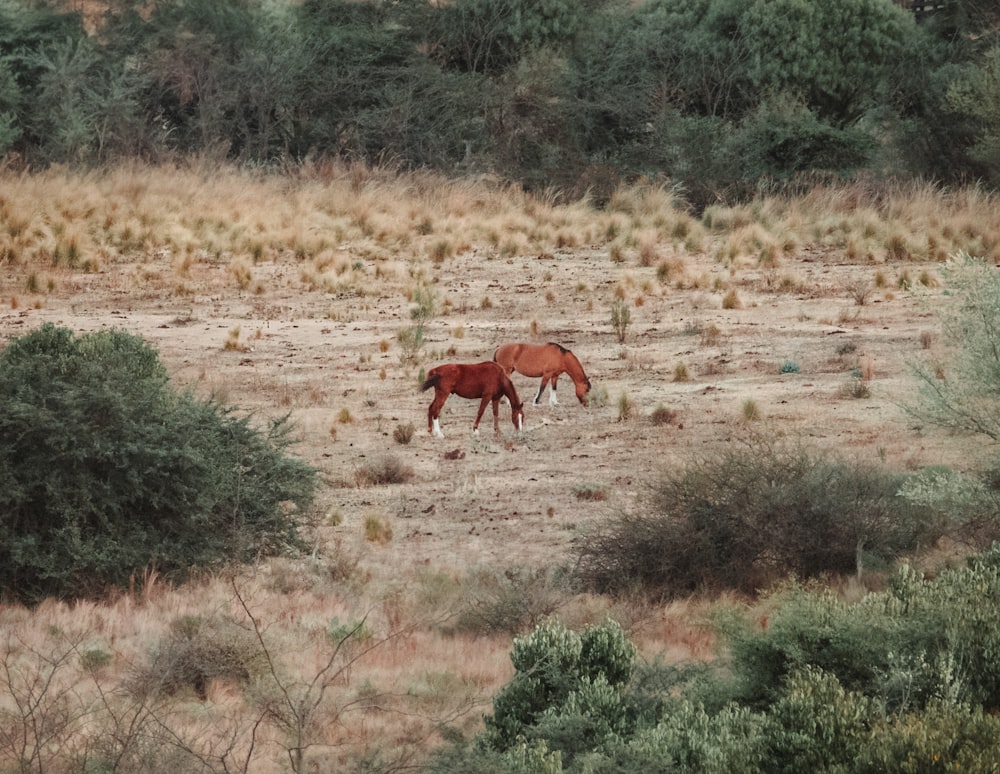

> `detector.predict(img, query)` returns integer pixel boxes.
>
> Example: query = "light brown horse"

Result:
[493,342,591,406]
[420,361,525,438]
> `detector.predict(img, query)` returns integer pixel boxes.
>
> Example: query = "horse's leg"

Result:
[533,377,550,406]
[491,397,501,435]
[473,396,491,435]
[549,372,560,406]
[429,390,447,437]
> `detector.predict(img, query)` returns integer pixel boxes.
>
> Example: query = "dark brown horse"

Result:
[420,361,525,438]
[493,342,591,406]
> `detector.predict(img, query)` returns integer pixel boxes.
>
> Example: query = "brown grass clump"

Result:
[354,455,414,487]
[650,405,679,426]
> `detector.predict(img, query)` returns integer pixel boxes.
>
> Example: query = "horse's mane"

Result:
[547,342,570,354]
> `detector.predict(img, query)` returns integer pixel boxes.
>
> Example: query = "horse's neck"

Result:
[565,354,585,382]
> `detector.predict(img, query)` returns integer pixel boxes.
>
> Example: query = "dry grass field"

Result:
[1,162,999,771]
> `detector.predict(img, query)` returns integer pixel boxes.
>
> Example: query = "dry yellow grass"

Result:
[3,162,1000,770]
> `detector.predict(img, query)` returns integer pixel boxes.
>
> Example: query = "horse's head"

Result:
[575,378,592,406]
[511,402,525,432]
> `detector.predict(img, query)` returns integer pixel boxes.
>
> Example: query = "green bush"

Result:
[574,438,941,597]
[434,552,1000,771]
[724,549,1000,714]
[0,324,317,603]
[481,619,636,758]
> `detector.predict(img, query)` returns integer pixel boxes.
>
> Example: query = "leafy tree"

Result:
[0,59,19,154]
[0,0,87,157]
[135,0,266,157]
[740,0,916,126]
[910,253,1000,442]
[946,45,1000,184]
[431,0,592,76]
[565,0,753,176]
[19,34,150,163]
[0,324,316,604]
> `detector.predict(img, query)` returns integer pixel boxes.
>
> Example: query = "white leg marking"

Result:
[432,418,444,438]
[550,388,558,406]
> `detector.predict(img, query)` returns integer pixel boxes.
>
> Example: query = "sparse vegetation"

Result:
[4,152,1000,770]
[611,299,631,343]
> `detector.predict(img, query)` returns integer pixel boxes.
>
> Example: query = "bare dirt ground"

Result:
[0,244,967,580]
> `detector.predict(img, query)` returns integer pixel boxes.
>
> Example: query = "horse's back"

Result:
[493,342,521,371]
[495,342,564,376]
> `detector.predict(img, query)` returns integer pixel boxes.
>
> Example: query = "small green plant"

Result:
[780,360,800,374]
[588,386,609,408]
[611,299,631,343]
[451,567,567,636]
[482,619,635,751]
[396,324,425,364]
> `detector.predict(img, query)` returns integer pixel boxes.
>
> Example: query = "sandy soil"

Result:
[0,244,967,579]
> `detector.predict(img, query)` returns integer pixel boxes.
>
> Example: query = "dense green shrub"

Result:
[481,619,636,758]
[575,437,940,598]
[432,550,1000,771]
[0,324,317,603]
[724,548,1000,713]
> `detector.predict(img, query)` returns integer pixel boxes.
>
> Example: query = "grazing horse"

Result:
[420,361,525,438]
[493,342,591,406]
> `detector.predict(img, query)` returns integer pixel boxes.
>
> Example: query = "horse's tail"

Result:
[420,372,440,392]
[492,346,500,363]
